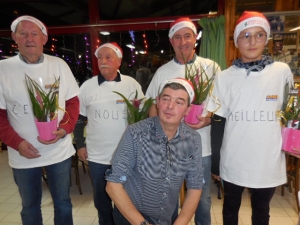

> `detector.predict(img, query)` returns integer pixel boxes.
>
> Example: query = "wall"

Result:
[224,0,300,68]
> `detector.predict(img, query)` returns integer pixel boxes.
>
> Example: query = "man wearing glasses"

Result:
[106,78,204,225]
[207,11,293,225]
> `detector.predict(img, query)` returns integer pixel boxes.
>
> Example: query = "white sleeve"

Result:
[206,74,227,118]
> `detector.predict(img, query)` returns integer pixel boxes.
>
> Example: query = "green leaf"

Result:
[113,90,154,124]
[25,74,59,122]
[184,59,217,105]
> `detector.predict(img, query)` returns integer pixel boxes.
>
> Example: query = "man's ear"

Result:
[11,32,17,43]
[117,58,122,68]
[169,38,174,47]
[184,105,191,116]
[43,35,48,45]
[156,96,160,105]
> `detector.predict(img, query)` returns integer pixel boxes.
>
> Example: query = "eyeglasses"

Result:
[166,142,173,166]
[237,32,267,44]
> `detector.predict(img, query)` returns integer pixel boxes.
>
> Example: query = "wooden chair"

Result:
[72,143,87,174]
[42,153,83,195]
[71,153,83,195]
[179,181,186,208]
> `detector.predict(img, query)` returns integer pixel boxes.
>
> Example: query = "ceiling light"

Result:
[290,26,300,31]
[139,51,145,54]
[100,31,110,35]
[126,44,135,49]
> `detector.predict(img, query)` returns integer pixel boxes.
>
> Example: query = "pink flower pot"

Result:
[35,117,58,141]
[282,127,300,153]
[184,103,204,125]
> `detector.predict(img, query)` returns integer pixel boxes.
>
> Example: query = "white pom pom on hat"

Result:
[159,78,195,104]
[234,11,270,47]
[11,15,48,35]
[94,42,123,59]
[168,17,197,38]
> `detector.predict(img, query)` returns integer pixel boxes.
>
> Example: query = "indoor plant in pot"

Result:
[184,61,217,124]
[113,90,154,125]
[25,74,60,141]
[280,83,300,153]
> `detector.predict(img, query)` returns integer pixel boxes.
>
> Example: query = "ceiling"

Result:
[0,0,218,29]
[0,0,218,82]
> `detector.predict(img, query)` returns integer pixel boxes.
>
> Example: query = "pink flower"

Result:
[35,89,43,109]
[131,98,142,109]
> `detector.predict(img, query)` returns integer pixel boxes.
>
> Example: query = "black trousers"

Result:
[223,180,276,225]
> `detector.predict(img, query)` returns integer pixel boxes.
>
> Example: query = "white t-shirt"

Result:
[207,62,293,188]
[146,56,220,157]
[0,54,80,168]
[79,75,143,164]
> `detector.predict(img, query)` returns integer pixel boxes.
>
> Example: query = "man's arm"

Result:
[106,182,147,225]
[0,109,40,158]
[73,114,88,161]
[38,96,80,144]
[211,114,226,180]
[58,96,80,134]
[185,115,211,130]
[0,109,24,150]
[174,189,202,225]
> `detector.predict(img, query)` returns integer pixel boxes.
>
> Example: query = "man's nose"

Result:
[249,35,257,45]
[26,34,34,41]
[180,36,187,45]
[167,100,175,109]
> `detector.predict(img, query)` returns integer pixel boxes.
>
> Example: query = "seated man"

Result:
[106,78,204,225]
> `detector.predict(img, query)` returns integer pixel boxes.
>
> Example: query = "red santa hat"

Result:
[159,78,195,104]
[94,42,123,58]
[168,17,197,38]
[234,11,270,47]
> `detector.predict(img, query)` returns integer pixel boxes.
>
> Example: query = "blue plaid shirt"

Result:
[106,116,203,224]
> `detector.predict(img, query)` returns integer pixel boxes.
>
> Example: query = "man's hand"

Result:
[77,147,88,161]
[286,148,300,159]
[18,140,41,159]
[37,129,65,145]
[185,116,211,130]
[212,174,221,181]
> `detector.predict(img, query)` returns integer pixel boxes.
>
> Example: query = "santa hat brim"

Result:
[94,43,123,58]
[11,15,48,35]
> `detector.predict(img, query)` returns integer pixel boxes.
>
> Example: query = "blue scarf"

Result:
[233,55,274,76]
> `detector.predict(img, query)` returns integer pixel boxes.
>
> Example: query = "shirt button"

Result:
[163,193,166,195]
[166,177,169,180]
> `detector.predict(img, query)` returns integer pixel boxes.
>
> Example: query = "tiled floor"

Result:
[0,150,299,225]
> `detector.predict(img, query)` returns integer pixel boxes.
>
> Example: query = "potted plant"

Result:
[25,74,60,141]
[281,83,300,153]
[113,90,154,125]
[184,61,217,124]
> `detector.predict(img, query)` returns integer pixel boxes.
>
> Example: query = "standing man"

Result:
[207,11,293,225]
[146,17,220,225]
[73,42,143,225]
[106,78,204,225]
[0,15,80,225]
